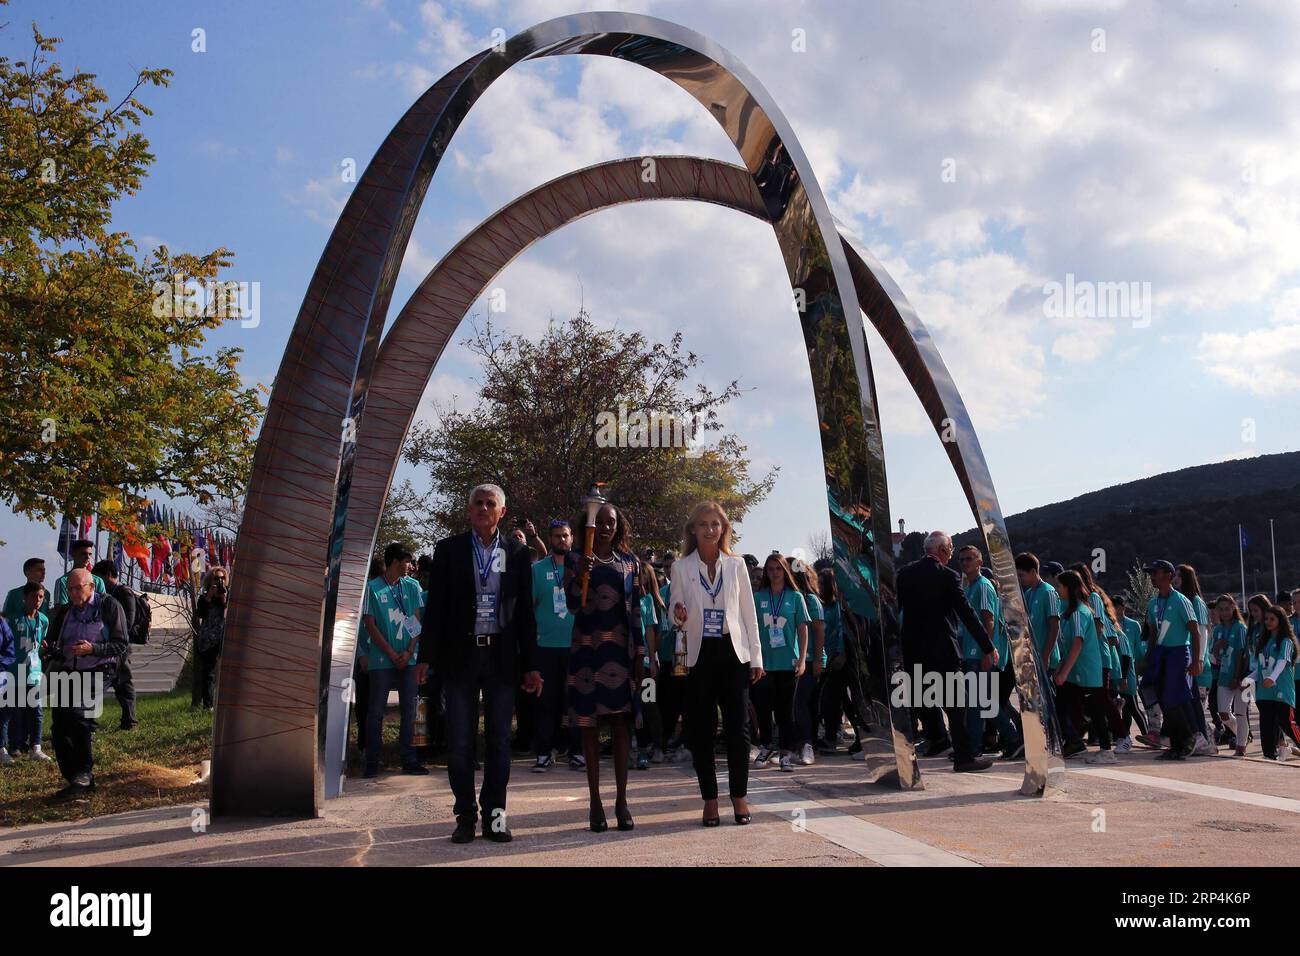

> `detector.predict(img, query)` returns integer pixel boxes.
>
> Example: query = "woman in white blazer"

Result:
[668,501,763,826]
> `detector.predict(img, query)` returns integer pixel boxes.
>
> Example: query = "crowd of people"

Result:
[0,537,227,800]
[346,484,1299,845]
[3,488,1295,827]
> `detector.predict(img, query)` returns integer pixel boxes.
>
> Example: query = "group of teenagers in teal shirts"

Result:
[1014,553,1298,763]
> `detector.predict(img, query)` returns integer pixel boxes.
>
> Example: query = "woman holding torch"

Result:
[564,494,645,833]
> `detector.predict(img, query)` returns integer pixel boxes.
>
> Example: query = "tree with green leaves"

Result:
[0,16,264,532]
[396,310,775,551]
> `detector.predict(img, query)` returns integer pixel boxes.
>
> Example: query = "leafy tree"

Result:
[399,310,776,551]
[376,478,443,557]
[0,17,264,530]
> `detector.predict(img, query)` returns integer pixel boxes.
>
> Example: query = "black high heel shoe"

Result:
[732,799,752,825]
[589,803,608,833]
[615,799,634,831]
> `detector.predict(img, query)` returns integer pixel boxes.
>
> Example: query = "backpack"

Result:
[126,588,152,645]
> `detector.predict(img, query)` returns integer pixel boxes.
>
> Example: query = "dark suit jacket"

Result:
[418,530,537,681]
[895,555,992,670]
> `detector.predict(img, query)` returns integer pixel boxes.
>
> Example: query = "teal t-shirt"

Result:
[657,583,675,664]
[1146,591,1198,648]
[756,587,810,671]
[6,611,46,684]
[990,584,1008,664]
[532,557,574,650]
[1122,616,1144,668]
[362,575,424,671]
[3,585,50,621]
[52,572,105,607]
[1253,636,1296,707]
[639,593,659,668]
[1061,604,1103,688]
[1087,592,1120,674]
[1191,595,1213,686]
[1114,624,1137,695]
[803,592,826,666]
[1213,620,1248,684]
[1023,581,1061,669]
[823,602,844,657]
[960,575,998,661]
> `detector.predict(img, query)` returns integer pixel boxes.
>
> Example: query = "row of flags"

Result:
[59,503,236,586]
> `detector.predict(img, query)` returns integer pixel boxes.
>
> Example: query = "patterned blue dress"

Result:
[564,550,645,727]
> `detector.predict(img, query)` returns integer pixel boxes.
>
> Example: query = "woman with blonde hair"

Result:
[668,501,763,826]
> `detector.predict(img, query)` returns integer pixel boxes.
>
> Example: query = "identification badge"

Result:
[702,607,725,638]
[403,614,422,639]
[1157,620,1170,642]
[476,593,498,630]
[767,616,786,648]
[552,586,567,616]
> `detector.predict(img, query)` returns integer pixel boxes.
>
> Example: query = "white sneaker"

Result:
[0,749,12,766]
[650,747,665,764]
[754,747,773,767]
[801,743,815,766]
[778,753,794,772]
[1192,734,1219,757]
[749,745,759,762]
[1290,745,1300,759]
[850,748,867,761]
[1114,736,1133,754]
[1278,746,1291,762]
[1086,749,1117,764]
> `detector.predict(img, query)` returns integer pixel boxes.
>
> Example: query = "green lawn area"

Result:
[0,664,412,828]
[0,669,212,828]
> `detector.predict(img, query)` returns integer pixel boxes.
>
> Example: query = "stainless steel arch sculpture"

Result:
[319,155,1055,798]
[215,12,1052,816]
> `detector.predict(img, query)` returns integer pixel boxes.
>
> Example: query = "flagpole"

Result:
[1270,518,1278,596]
[1239,524,1247,609]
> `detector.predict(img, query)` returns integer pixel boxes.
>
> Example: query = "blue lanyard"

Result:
[699,566,723,605]
[768,588,785,621]
[473,533,500,588]
[388,581,407,616]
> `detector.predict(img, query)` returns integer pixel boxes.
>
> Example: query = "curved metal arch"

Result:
[215,12,973,814]
[321,155,1052,797]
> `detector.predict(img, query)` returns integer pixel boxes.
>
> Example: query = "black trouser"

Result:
[51,692,98,783]
[1058,682,1112,749]
[192,645,220,708]
[443,647,515,823]
[1119,693,1146,737]
[820,652,849,744]
[112,644,137,727]
[513,684,536,750]
[636,694,662,753]
[657,666,686,747]
[532,645,579,758]
[686,636,750,801]
[1258,700,1286,759]
[751,670,796,752]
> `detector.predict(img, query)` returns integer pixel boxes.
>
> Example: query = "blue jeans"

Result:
[961,660,986,756]
[14,683,44,750]
[366,664,418,771]
[443,647,516,822]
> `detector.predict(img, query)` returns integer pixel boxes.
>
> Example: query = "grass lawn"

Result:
[0,671,212,828]
[0,665,413,829]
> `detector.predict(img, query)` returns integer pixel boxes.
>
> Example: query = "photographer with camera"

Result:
[193,567,229,710]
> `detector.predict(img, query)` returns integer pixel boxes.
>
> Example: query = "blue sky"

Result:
[5,0,1300,571]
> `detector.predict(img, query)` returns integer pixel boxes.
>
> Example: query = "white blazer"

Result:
[668,551,762,668]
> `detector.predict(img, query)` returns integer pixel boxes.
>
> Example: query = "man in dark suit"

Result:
[416,483,542,845]
[895,530,995,772]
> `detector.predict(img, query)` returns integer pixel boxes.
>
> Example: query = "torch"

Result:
[579,482,607,607]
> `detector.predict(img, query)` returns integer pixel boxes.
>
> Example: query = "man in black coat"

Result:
[92,559,139,730]
[895,531,995,771]
[416,483,541,845]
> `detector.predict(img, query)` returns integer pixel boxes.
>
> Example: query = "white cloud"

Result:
[1198,323,1300,395]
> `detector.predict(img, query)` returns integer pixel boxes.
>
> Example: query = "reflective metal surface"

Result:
[323,157,1053,797]
[219,12,1013,813]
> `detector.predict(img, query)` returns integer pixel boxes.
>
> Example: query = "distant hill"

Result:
[953,451,1300,599]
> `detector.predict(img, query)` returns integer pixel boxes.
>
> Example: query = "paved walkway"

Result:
[2,747,1296,866]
